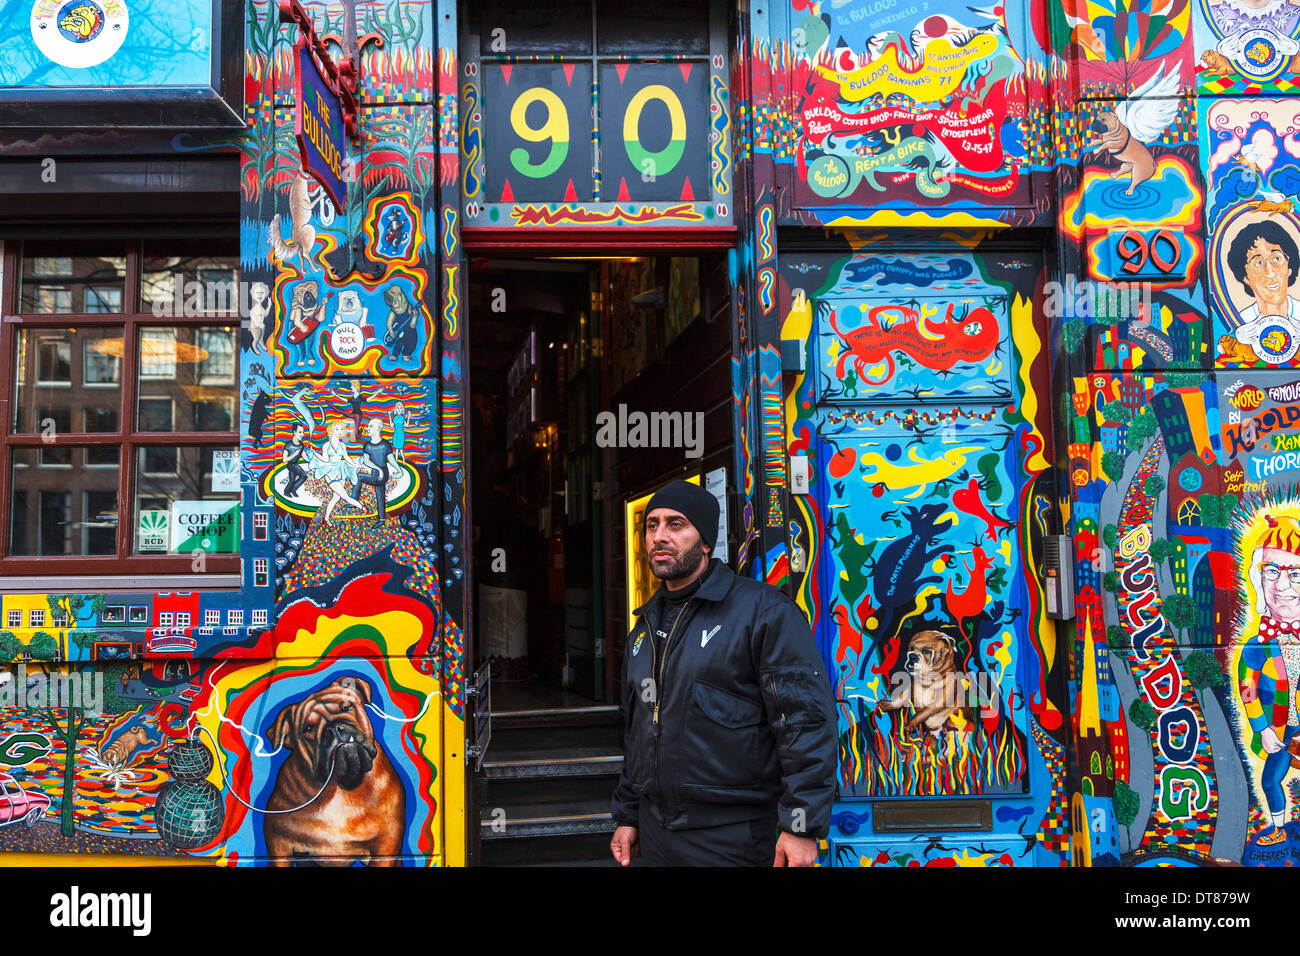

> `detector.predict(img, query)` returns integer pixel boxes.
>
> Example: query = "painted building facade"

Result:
[0,0,1292,867]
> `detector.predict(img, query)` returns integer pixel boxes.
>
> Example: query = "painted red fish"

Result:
[832,302,999,386]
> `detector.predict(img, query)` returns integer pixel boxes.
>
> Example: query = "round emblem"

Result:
[1256,320,1299,365]
[31,0,129,70]
[1220,29,1300,80]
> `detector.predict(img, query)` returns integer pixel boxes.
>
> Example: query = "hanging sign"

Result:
[293,39,345,213]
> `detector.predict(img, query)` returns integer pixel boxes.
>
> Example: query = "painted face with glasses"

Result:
[1261,546,1300,623]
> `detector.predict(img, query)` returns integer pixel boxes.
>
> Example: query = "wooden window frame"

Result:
[0,241,240,576]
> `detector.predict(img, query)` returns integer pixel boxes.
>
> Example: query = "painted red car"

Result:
[0,773,50,828]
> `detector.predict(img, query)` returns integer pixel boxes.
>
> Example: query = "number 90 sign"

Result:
[482,61,708,205]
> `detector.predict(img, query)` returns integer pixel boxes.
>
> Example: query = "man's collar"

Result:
[632,558,733,618]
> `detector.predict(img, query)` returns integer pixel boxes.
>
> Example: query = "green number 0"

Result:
[510,87,569,179]
[623,84,686,178]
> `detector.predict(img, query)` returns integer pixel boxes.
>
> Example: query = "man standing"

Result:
[610,479,836,867]
[1239,513,1300,847]
[352,418,394,522]
[282,422,310,500]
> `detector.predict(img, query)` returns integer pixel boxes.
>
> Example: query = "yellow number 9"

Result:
[510,87,569,179]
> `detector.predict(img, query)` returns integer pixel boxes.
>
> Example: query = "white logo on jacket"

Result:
[701,625,721,647]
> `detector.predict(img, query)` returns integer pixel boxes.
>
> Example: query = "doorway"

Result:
[466,252,732,864]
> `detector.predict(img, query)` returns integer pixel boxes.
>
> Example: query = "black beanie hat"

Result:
[644,479,719,549]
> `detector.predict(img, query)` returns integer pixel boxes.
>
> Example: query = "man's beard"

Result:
[651,538,706,581]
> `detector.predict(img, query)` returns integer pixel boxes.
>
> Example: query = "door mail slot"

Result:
[874,800,993,832]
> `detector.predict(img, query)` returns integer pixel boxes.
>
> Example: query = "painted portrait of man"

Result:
[1238,513,1300,847]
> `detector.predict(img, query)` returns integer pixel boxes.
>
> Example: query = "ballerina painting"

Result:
[310,420,365,524]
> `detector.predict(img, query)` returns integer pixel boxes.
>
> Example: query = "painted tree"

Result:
[22,662,135,838]
[1103,524,1119,550]
[1162,593,1195,641]
[1196,493,1239,528]
[1102,452,1126,483]
[1106,624,1126,650]
[1149,538,1171,563]
[0,630,21,663]
[1129,697,1157,730]
[27,632,58,661]
[1128,410,1157,445]
[1185,649,1226,701]
[1062,318,1086,354]
[1106,624,1131,676]
[1144,474,1166,498]
[1113,780,1140,855]
[1103,403,1132,425]
[1104,571,1120,593]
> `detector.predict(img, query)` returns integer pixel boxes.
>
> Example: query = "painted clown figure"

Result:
[1238,514,1300,847]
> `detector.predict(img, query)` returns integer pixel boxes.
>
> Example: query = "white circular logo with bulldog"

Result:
[31,0,129,69]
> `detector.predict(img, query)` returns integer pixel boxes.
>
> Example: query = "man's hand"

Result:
[611,825,639,866]
[773,831,818,867]
[1263,727,1284,754]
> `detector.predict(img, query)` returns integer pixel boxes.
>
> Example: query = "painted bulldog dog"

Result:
[264,676,405,865]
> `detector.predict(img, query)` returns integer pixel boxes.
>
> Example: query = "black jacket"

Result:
[611,559,837,838]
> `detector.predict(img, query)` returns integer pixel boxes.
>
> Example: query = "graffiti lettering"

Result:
[1157,705,1201,763]
[1140,657,1183,710]
[1223,402,1300,457]
[1159,766,1211,821]
[1120,551,1156,593]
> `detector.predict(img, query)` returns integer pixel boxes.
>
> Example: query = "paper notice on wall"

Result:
[705,467,728,564]
[212,450,240,492]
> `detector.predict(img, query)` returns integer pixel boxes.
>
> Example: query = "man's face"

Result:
[1261,546,1300,623]
[1244,237,1290,302]
[366,420,382,442]
[645,508,707,581]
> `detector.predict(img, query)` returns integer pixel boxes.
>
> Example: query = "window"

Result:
[176,612,191,627]
[228,608,243,626]
[6,609,20,628]
[253,512,268,540]
[1,240,240,574]
[29,609,44,627]
[253,558,269,588]
[205,609,219,625]
[52,611,70,628]
[251,608,268,626]
[159,612,174,626]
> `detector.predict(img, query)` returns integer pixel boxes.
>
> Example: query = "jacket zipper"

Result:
[651,600,691,810]
[652,600,690,727]
[768,674,786,725]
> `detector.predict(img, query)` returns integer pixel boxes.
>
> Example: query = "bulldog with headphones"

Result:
[264,676,406,865]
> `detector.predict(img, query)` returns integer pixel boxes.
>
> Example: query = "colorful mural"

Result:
[766,0,1051,227]
[6,0,1300,871]
[780,245,1070,864]
[0,0,460,866]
